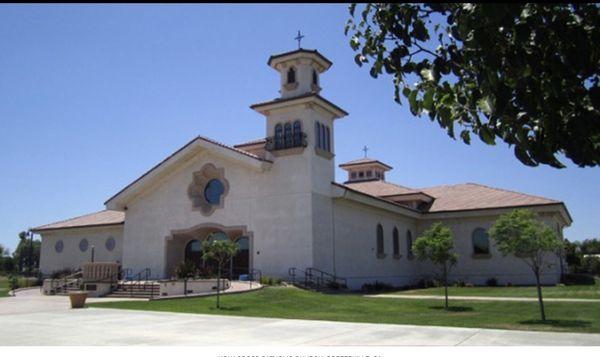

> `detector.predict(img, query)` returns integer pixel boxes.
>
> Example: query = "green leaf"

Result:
[423,88,435,111]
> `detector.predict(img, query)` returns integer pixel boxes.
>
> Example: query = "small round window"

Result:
[79,238,89,252]
[55,240,64,253]
[204,179,225,205]
[105,237,116,252]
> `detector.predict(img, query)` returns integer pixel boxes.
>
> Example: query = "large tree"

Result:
[489,209,563,321]
[414,222,458,310]
[345,3,600,168]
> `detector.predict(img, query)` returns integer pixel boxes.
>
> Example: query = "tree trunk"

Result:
[216,266,221,309]
[443,264,449,310]
[534,270,546,321]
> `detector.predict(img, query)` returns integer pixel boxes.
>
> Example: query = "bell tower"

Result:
[249,46,348,277]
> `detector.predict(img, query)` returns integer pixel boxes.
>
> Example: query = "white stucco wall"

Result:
[330,198,420,290]
[39,225,123,276]
[121,148,315,280]
[416,211,564,286]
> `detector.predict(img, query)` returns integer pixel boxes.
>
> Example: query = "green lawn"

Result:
[89,286,600,334]
[0,276,9,298]
[389,281,600,299]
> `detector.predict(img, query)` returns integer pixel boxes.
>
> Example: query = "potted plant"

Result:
[69,291,88,308]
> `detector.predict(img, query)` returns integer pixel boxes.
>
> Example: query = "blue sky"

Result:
[0,4,598,251]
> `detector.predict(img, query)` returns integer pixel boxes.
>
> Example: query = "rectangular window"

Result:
[366,170,372,178]
[351,172,357,179]
[359,172,364,178]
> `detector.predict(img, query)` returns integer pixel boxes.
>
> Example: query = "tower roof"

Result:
[267,48,332,72]
[339,158,393,171]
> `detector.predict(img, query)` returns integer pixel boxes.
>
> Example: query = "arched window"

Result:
[376,224,384,257]
[312,69,318,85]
[287,67,296,84]
[472,228,490,255]
[326,126,331,152]
[274,123,283,149]
[406,230,413,258]
[393,227,400,257]
[320,123,326,151]
[284,122,292,148]
[185,239,203,269]
[293,120,302,146]
[315,121,321,149]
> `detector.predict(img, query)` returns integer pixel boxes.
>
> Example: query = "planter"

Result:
[69,291,88,308]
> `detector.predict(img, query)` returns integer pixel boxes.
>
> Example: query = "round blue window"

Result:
[204,179,224,205]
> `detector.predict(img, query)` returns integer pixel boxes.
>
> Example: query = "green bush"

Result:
[486,278,498,287]
[259,276,282,286]
[361,281,394,292]
[8,275,18,292]
[562,273,596,285]
[581,256,600,276]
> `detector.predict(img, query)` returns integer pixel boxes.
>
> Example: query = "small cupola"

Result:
[267,48,332,99]
[339,158,393,183]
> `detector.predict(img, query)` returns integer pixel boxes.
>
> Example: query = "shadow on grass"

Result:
[520,319,591,328]
[211,306,243,312]
[429,306,474,312]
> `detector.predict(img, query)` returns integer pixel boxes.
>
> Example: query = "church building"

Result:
[32,48,572,289]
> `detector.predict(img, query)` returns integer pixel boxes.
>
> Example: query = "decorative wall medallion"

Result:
[55,240,64,253]
[105,237,116,252]
[79,238,89,252]
[187,163,230,216]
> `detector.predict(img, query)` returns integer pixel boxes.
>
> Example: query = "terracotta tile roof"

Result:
[344,180,418,196]
[339,158,393,170]
[32,210,124,232]
[342,181,561,213]
[420,183,561,212]
[233,138,267,148]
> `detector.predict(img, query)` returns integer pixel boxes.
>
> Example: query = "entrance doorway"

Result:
[166,223,252,279]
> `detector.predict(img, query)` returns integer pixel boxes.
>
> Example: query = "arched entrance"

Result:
[165,223,253,279]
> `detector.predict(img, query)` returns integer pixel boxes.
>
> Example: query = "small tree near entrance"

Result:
[489,209,563,321]
[201,239,239,309]
[414,222,458,310]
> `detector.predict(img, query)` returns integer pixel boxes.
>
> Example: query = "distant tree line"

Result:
[0,231,41,276]
[564,238,600,276]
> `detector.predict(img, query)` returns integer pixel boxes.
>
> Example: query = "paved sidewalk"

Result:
[1,289,600,346]
[367,294,600,303]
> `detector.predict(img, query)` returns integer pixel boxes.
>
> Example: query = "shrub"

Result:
[8,275,18,292]
[486,278,498,287]
[581,256,600,276]
[562,273,596,285]
[259,276,282,286]
[175,261,197,280]
[454,280,466,287]
[361,280,394,292]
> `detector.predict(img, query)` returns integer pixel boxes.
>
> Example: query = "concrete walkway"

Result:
[1,289,599,346]
[367,294,600,303]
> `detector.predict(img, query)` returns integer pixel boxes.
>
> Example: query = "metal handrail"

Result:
[127,268,155,299]
[50,269,83,295]
[289,267,347,290]
[265,132,307,151]
[306,267,347,288]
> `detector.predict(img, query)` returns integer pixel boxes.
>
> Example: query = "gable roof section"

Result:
[420,183,561,212]
[32,210,124,233]
[104,135,273,209]
[340,180,570,223]
[344,180,418,196]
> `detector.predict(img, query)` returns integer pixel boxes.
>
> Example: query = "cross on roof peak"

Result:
[362,145,369,158]
[294,30,304,49]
